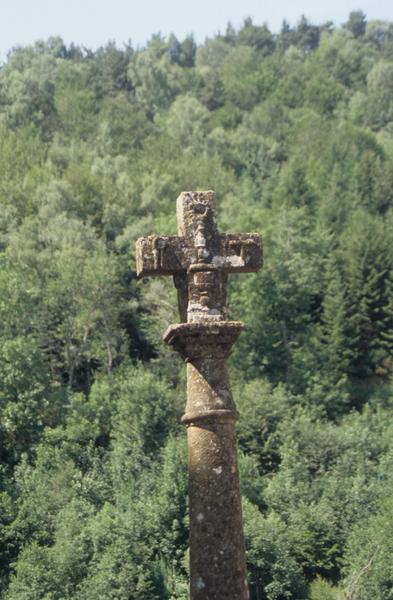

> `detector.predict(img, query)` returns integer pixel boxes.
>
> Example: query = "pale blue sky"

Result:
[1,0,393,59]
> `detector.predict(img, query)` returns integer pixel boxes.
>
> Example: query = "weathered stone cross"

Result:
[136,191,262,600]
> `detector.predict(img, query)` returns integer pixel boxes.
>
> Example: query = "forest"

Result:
[0,9,393,599]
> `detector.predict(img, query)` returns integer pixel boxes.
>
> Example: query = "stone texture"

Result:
[187,421,248,599]
[136,191,262,322]
[136,191,262,599]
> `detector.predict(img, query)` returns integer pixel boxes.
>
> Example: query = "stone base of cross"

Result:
[136,191,262,600]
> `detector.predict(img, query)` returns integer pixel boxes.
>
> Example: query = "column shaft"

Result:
[164,321,249,600]
[187,416,248,599]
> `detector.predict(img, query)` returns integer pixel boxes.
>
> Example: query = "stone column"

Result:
[164,322,249,600]
[136,190,262,599]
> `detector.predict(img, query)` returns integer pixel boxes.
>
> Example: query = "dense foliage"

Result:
[0,11,393,599]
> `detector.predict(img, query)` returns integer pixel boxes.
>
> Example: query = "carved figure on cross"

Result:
[136,190,262,323]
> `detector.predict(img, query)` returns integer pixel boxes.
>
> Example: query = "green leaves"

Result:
[0,14,393,600]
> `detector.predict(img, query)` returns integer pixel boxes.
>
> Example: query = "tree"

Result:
[237,18,276,56]
[366,60,393,129]
[7,214,127,388]
[344,11,367,39]
[295,16,321,53]
[344,481,393,600]
[338,211,393,382]
[129,46,181,115]
[222,46,262,110]
[243,500,308,600]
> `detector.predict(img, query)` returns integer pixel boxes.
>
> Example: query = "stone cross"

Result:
[136,191,262,600]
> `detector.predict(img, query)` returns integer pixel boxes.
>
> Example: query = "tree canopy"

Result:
[0,13,393,600]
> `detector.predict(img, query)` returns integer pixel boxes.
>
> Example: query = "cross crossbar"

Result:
[136,232,261,278]
[136,191,262,323]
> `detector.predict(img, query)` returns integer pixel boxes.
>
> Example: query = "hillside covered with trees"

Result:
[0,10,393,599]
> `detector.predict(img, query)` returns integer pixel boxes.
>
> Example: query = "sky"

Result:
[1,0,393,59]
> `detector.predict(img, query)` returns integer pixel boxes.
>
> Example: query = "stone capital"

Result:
[163,321,244,361]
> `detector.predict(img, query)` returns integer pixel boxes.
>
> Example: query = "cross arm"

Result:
[222,233,262,273]
[136,235,188,277]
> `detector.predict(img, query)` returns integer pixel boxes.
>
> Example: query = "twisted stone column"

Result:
[164,322,249,600]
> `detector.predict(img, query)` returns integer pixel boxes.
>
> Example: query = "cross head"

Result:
[136,191,262,323]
